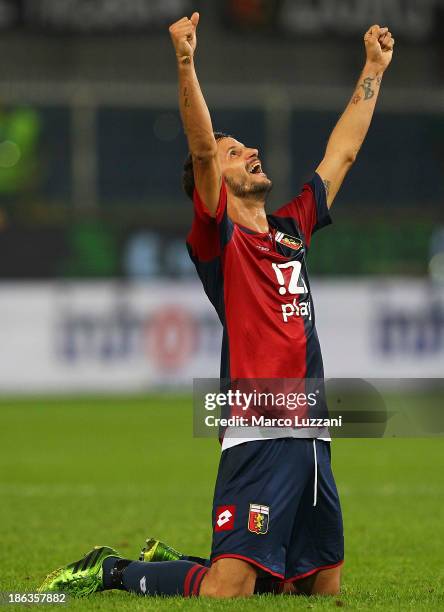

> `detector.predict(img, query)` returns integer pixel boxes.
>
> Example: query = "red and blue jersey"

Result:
[187,172,332,384]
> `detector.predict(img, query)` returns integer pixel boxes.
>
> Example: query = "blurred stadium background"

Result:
[0,0,444,391]
[1,2,443,607]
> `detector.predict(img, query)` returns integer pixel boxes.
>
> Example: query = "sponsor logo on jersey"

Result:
[215,505,236,532]
[275,231,303,251]
[282,299,311,322]
[248,504,269,535]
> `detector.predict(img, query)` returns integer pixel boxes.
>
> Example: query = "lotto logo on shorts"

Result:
[248,504,269,535]
[215,505,236,532]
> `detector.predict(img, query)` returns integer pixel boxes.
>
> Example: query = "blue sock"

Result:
[103,557,208,597]
[180,555,211,567]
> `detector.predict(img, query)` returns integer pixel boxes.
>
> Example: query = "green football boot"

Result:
[38,545,119,597]
[139,538,182,563]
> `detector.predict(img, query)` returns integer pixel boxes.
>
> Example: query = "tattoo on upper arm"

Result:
[183,87,191,108]
[323,179,331,197]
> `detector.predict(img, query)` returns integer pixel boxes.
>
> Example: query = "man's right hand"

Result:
[169,12,200,64]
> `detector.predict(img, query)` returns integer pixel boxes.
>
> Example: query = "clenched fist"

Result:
[364,25,395,72]
[169,12,200,64]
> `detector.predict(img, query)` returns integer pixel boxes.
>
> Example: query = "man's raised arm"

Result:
[169,13,222,216]
[317,25,395,208]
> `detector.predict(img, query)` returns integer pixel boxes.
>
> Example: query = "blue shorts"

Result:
[210,438,344,581]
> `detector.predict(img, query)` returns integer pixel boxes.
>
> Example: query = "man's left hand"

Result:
[364,25,395,72]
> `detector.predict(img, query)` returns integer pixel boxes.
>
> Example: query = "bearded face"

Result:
[218,137,273,199]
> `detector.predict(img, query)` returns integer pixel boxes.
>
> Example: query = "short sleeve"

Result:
[186,180,228,262]
[273,173,332,246]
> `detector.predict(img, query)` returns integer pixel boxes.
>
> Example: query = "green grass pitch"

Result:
[1,395,443,610]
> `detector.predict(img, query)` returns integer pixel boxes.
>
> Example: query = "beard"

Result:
[224,174,273,199]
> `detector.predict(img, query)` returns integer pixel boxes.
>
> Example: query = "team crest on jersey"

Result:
[248,504,269,535]
[275,231,303,251]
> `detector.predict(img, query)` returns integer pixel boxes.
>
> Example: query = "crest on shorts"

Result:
[248,504,269,535]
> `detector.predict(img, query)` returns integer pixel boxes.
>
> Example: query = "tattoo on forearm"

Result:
[323,179,331,197]
[351,73,382,106]
[183,87,191,108]
[360,77,375,100]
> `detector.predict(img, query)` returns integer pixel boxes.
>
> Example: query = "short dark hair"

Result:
[182,131,231,200]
